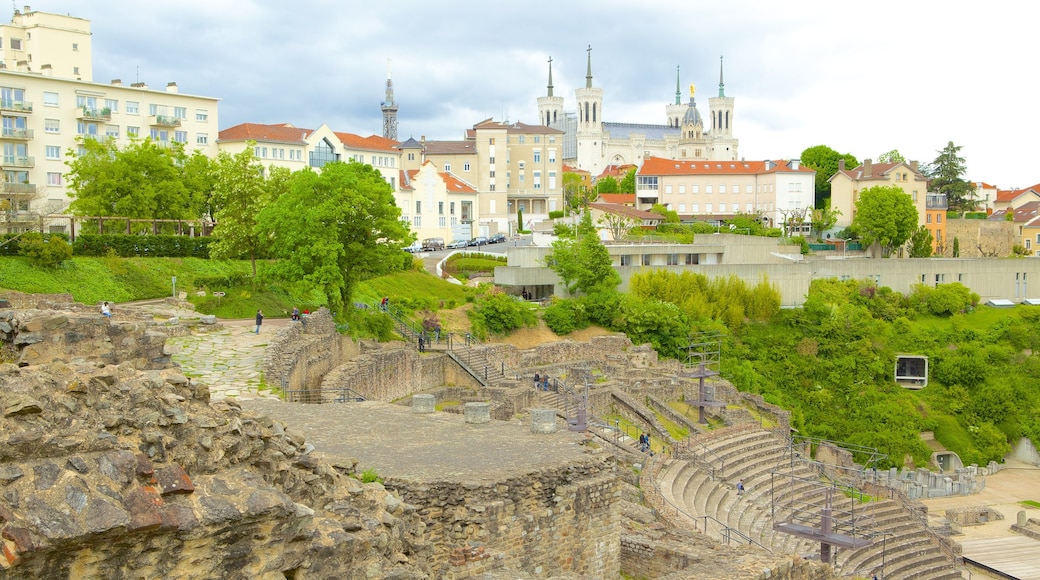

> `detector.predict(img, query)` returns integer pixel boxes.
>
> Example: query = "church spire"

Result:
[547,56,554,97]
[718,55,725,97]
[585,45,593,89]
[674,65,681,105]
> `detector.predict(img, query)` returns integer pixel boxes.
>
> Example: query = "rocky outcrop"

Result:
[0,306,433,579]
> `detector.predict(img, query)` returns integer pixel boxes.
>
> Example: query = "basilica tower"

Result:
[665,66,686,128]
[537,57,565,128]
[707,56,738,160]
[575,46,605,173]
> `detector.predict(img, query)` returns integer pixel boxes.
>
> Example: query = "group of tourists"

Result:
[638,432,651,453]
[532,373,551,391]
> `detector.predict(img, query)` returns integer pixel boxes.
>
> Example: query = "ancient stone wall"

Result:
[262,308,359,393]
[386,461,619,579]
[322,347,483,402]
[943,218,1014,257]
[0,310,434,579]
[621,535,835,580]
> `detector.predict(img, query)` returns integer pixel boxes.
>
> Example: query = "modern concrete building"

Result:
[0,7,218,233]
[635,157,816,232]
[494,236,1040,307]
[537,51,739,177]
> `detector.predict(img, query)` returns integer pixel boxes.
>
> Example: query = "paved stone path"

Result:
[164,314,288,401]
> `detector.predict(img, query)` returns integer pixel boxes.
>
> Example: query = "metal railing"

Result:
[283,386,366,404]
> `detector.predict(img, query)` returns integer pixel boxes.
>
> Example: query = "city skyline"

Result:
[29,1,1040,189]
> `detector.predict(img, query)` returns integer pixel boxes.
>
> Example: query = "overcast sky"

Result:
[34,1,1040,189]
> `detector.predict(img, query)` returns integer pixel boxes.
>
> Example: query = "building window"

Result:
[43,92,58,106]
[44,118,59,133]
[415,201,421,214]
[534,171,542,189]
[127,126,139,137]
[620,255,633,266]
[47,172,62,186]
[463,162,470,171]
[719,185,726,194]
[642,254,651,266]
[9,38,21,50]
[706,185,713,194]
[489,184,495,192]
[309,138,338,168]
[197,133,208,145]
[685,254,698,265]
[72,43,79,51]
[518,135,525,144]
[103,99,118,113]
[173,130,187,143]
[667,254,679,265]
[439,216,446,227]
[105,125,119,138]
[174,107,187,119]
[413,216,421,227]
[126,101,139,115]
[489,170,495,178]
[549,149,556,164]
[534,150,541,163]
[444,163,451,172]
[196,109,208,122]
[692,185,700,193]
[45,145,60,160]
[150,129,168,141]
[937,214,942,224]
[489,138,495,145]
[438,202,444,215]
[927,214,932,223]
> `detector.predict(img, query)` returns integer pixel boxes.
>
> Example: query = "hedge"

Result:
[72,234,212,257]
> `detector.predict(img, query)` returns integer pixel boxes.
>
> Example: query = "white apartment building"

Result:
[636,157,816,232]
[0,7,219,232]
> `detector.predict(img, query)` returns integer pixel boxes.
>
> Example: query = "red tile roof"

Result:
[990,201,1040,223]
[218,122,312,143]
[639,157,814,176]
[832,160,925,182]
[589,202,664,221]
[995,185,1040,203]
[333,132,399,152]
[597,193,636,205]
[399,163,475,194]
[423,141,477,155]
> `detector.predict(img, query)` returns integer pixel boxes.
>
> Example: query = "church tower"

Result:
[537,57,565,128]
[665,66,686,128]
[678,84,707,160]
[381,59,399,141]
[575,46,605,173]
[708,56,738,160]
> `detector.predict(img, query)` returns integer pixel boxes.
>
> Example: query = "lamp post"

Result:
[842,238,851,258]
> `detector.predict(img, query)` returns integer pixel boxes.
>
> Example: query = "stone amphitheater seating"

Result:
[656,426,964,580]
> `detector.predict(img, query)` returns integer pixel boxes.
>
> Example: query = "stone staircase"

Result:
[655,427,964,580]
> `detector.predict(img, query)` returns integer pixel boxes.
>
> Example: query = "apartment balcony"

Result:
[926,193,948,210]
[0,127,32,140]
[0,100,32,114]
[77,107,112,122]
[1,156,34,168]
[149,115,181,128]
[507,190,550,199]
[1,182,35,194]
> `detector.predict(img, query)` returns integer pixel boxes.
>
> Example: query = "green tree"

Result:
[18,233,71,267]
[925,141,976,210]
[650,203,680,224]
[548,214,620,295]
[596,176,619,194]
[952,237,960,257]
[907,225,934,258]
[563,172,595,212]
[810,202,841,238]
[65,137,203,224]
[209,147,275,276]
[852,185,918,257]
[800,145,859,207]
[877,149,906,163]
[256,161,410,314]
[619,168,636,194]
[597,211,638,241]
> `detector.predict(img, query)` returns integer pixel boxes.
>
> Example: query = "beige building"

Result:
[830,159,928,229]
[399,119,564,236]
[636,157,816,232]
[398,161,477,244]
[0,7,219,233]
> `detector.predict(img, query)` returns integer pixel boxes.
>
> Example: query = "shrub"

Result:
[548,210,565,219]
[543,298,589,335]
[469,290,536,336]
[73,233,212,258]
[18,233,72,268]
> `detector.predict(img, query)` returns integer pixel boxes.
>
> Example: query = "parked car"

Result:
[447,239,469,249]
[422,237,445,251]
[468,236,488,247]
[403,241,424,253]
[489,233,507,244]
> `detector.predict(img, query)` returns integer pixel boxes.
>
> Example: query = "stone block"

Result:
[530,409,558,434]
[199,315,217,325]
[464,402,490,424]
[412,394,435,414]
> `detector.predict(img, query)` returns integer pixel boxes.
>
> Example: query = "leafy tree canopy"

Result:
[66,137,209,222]
[548,212,620,295]
[563,172,595,212]
[209,146,281,275]
[852,185,918,256]
[255,161,410,314]
[619,168,636,194]
[811,202,841,238]
[877,149,906,163]
[800,145,859,207]
[907,225,934,258]
[595,176,619,194]
[925,141,976,210]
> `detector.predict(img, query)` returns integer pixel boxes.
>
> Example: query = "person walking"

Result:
[255,309,264,334]
[100,301,112,318]
[291,306,300,321]
[736,480,745,496]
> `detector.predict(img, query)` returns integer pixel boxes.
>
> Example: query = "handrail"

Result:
[675,435,726,480]
[647,454,769,551]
